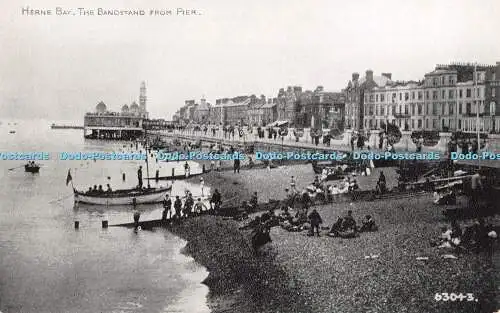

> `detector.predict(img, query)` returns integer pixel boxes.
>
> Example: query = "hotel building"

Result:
[347,62,500,133]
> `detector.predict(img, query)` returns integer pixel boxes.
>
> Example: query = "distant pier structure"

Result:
[84,82,149,140]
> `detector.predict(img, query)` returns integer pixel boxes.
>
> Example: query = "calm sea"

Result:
[0,119,210,313]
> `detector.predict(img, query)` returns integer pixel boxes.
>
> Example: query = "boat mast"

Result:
[145,128,151,188]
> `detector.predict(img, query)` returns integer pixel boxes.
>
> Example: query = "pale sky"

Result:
[0,0,499,121]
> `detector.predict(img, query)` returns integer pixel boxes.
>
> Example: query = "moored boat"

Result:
[312,159,357,176]
[73,185,172,205]
[25,164,40,173]
[145,170,204,181]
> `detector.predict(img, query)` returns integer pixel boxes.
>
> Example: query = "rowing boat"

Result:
[25,164,40,173]
[73,185,172,205]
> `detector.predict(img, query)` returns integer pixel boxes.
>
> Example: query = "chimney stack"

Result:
[366,70,374,81]
[382,73,392,80]
[352,72,360,81]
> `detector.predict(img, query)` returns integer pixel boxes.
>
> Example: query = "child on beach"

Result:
[308,209,323,237]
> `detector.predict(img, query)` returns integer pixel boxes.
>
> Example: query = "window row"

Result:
[363,101,492,116]
[367,88,487,104]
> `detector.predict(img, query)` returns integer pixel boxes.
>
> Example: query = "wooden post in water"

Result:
[74,221,79,229]
[102,220,108,228]
[172,168,175,178]
[202,164,206,173]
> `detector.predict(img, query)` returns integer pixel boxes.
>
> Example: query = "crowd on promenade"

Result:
[165,124,345,148]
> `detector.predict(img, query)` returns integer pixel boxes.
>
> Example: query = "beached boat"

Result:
[312,160,356,176]
[25,164,40,173]
[73,185,172,205]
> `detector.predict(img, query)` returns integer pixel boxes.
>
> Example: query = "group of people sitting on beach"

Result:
[240,193,379,241]
[432,218,497,252]
[232,192,260,221]
[85,184,113,195]
[280,207,378,238]
[327,211,378,237]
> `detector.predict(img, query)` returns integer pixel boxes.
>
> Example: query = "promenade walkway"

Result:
[150,129,354,152]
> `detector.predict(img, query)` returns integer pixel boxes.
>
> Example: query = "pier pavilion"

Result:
[83,82,150,140]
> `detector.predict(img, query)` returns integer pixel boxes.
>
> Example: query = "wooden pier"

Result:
[51,124,84,129]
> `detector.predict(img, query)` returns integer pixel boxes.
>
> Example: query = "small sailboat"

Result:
[72,131,173,205]
[73,185,172,205]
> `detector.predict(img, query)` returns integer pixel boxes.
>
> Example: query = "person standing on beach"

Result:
[184,161,190,177]
[210,189,222,212]
[308,209,323,236]
[233,157,241,173]
[137,166,143,189]
[284,188,295,208]
[183,192,194,218]
[301,190,311,213]
[162,196,172,221]
[290,176,296,192]
[133,211,141,231]
[200,177,205,196]
[174,196,182,219]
